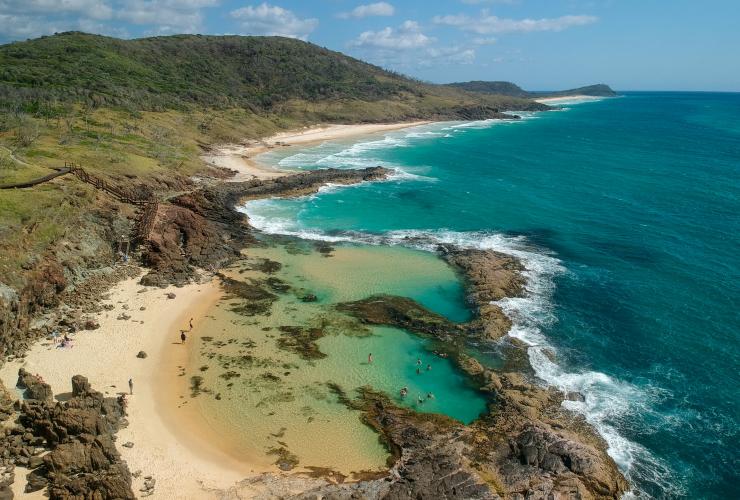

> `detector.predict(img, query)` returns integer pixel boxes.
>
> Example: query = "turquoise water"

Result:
[245,93,740,498]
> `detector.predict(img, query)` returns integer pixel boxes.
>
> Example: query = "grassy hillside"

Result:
[0,32,542,115]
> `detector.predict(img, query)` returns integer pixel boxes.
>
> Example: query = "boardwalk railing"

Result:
[64,162,158,247]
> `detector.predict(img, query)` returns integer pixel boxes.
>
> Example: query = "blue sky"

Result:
[0,1,738,91]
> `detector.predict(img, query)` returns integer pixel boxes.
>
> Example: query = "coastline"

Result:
[0,272,252,498]
[201,121,430,180]
[0,115,628,499]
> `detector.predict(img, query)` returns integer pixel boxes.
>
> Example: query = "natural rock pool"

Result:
[176,239,488,475]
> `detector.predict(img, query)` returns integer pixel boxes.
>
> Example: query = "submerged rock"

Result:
[276,326,327,360]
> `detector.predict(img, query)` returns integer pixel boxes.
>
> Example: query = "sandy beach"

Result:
[201,122,429,181]
[535,95,604,104]
[0,271,257,499]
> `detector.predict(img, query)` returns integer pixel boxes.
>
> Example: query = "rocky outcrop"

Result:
[289,383,626,500]
[334,295,628,499]
[0,375,134,499]
[440,247,526,340]
[139,167,389,286]
[336,294,466,343]
[16,369,53,403]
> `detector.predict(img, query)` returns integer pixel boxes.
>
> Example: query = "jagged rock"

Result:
[0,375,136,499]
[116,313,131,320]
[136,351,148,359]
[16,369,53,402]
[566,391,586,402]
[71,375,91,396]
[24,469,47,493]
[166,292,176,299]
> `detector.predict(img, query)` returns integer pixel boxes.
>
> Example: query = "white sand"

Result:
[0,272,257,499]
[201,122,429,181]
[535,95,605,104]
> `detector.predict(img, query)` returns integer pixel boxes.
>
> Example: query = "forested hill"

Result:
[0,32,544,118]
[447,81,617,98]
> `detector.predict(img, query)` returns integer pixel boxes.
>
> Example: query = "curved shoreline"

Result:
[201,122,431,181]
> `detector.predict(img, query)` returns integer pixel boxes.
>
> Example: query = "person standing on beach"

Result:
[189,317,194,330]
[368,353,373,364]
[128,378,133,395]
[180,330,187,343]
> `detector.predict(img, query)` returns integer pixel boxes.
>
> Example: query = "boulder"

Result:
[16,369,53,402]
[71,375,91,396]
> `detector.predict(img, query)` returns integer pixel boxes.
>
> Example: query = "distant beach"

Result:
[201,122,430,181]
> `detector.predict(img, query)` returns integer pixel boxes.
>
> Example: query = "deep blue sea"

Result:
[245,92,740,498]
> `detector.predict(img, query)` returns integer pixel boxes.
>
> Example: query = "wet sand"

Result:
[201,122,430,181]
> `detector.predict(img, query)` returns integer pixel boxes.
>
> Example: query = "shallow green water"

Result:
[185,240,487,473]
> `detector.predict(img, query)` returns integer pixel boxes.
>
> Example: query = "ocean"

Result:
[244,92,740,498]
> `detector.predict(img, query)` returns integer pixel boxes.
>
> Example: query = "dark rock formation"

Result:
[140,167,389,286]
[440,246,526,340]
[0,375,134,499]
[16,369,53,403]
[337,294,466,343]
[333,284,628,498]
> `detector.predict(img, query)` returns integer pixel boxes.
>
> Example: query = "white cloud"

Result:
[424,46,475,65]
[0,0,113,20]
[230,3,318,40]
[433,12,598,34]
[350,20,432,49]
[337,2,394,19]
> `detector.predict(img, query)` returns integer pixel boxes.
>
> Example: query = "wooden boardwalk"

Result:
[0,168,71,189]
[1,161,158,247]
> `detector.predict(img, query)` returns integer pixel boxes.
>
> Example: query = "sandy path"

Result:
[0,272,254,499]
[201,121,429,181]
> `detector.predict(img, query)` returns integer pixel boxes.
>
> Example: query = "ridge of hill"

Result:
[447,81,616,98]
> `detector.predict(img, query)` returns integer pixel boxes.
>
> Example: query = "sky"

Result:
[0,0,738,91]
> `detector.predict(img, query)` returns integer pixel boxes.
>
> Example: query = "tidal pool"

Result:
[180,240,487,475]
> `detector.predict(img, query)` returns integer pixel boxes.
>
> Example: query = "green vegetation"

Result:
[447,81,617,98]
[0,32,543,116]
